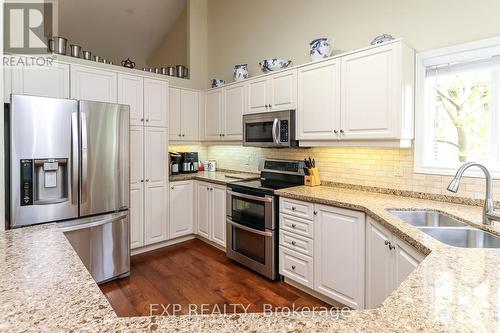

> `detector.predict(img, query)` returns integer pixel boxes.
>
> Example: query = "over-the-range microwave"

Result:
[243,110,298,148]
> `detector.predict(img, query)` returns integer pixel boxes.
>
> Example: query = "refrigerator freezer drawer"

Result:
[60,211,130,284]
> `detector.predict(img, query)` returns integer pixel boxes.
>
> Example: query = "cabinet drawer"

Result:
[279,230,314,257]
[280,214,314,239]
[280,198,314,220]
[279,246,313,288]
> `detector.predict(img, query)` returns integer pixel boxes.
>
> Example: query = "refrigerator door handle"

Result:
[59,211,128,233]
[71,112,79,206]
[81,112,88,204]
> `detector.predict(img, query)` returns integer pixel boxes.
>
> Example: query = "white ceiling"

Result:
[57,0,186,68]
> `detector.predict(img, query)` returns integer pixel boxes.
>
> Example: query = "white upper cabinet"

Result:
[169,181,194,239]
[118,74,144,126]
[270,70,297,111]
[247,77,269,114]
[203,89,224,140]
[169,87,199,141]
[70,65,117,103]
[246,70,297,114]
[340,41,414,141]
[11,61,70,99]
[144,127,168,187]
[223,83,245,140]
[314,204,365,309]
[297,59,341,140]
[180,89,199,141]
[129,126,144,186]
[144,78,168,128]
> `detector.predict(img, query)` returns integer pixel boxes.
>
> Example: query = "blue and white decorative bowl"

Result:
[370,34,394,45]
[211,79,226,88]
[310,37,334,61]
[259,58,292,72]
[233,64,249,81]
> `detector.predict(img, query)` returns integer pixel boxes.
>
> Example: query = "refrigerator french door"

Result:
[8,94,130,283]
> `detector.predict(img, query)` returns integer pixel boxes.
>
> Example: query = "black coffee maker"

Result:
[169,152,182,175]
[180,152,198,173]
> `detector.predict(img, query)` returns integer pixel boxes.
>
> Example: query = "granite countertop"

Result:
[169,170,259,185]
[2,185,500,332]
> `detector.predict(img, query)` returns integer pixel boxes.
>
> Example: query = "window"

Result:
[415,37,500,178]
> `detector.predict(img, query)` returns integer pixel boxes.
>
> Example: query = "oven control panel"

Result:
[264,160,300,173]
[279,120,289,142]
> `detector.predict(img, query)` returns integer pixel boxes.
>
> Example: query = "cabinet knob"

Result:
[291,241,296,246]
[140,118,144,122]
[145,179,150,182]
[171,186,174,189]
[222,134,225,137]
[313,211,318,215]
[339,129,344,134]
[384,240,390,245]
[182,134,185,137]
[291,265,296,270]
[178,134,182,137]
[291,223,296,228]
[140,179,144,183]
[389,244,396,250]
[146,119,150,122]
[291,206,296,211]
[333,130,338,134]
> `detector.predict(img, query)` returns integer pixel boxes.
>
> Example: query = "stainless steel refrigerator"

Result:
[7,94,130,283]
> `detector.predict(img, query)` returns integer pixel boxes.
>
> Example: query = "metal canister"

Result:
[47,37,54,53]
[69,44,81,58]
[93,55,102,62]
[167,66,176,76]
[176,65,188,78]
[160,67,168,75]
[52,36,67,55]
[82,50,92,60]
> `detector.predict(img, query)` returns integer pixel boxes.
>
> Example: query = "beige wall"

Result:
[207,0,500,82]
[205,145,500,201]
[148,8,188,68]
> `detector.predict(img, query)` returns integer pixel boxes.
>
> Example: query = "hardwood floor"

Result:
[100,239,336,316]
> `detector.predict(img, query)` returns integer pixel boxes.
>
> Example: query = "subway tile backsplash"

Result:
[169,144,500,201]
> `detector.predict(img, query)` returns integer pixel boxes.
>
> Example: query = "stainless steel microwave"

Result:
[243,110,298,148]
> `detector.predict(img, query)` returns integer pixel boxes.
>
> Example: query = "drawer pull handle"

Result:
[291,206,296,211]
[291,241,296,246]
[291,265,296,270]
[291,224,296,228]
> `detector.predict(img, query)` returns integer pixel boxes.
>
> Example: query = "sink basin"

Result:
[418,227,500,248]
[388,209,500,248]
[388,210,467,227]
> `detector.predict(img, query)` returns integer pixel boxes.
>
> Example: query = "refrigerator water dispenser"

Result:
[33,158,69,205]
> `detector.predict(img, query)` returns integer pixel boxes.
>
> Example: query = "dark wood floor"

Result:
[99,239,335,316]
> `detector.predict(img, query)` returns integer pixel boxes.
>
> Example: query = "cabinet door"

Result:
[144,127,168,187]
[130,126,144,186]
[169,181,194,239]
[70,65,117,103]
[270,70,297,111]
[314,204,365,309]
[195,182,211,239]
[203,89,223,140]
[130,184,144,249]
[211,184,226,247]
[223,83,245,140]
[144,78,168,128]
[180,89,199,141]
[393,238,424,289]
[247,77,269,113]
[340,43,399,139]
[365,217,393,309]
[12,62,70,98]
[169,87,182,140]
[297,59,341,140]
[144,184,168,244]
[118,74,144,126]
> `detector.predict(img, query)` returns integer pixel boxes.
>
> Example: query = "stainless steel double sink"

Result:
[388,210,500,248]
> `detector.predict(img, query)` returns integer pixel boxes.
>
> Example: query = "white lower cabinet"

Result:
[314,204,365,309]
[195,181,226,247]
[279,198,425,310]
[169,181,194,239]
[365,216,425,309]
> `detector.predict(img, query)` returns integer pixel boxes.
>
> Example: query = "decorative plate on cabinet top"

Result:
[211,79,226,88]
[370,34,395,45]
[259,58,292,73]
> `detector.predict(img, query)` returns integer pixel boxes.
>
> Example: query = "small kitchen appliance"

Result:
[243,110,298,148]
[169,152,182,175]
[181,152,199,173]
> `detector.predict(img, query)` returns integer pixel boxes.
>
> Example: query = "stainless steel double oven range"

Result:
[226,159,305,280]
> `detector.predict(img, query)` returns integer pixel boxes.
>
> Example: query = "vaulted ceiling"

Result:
[58,0,186,68]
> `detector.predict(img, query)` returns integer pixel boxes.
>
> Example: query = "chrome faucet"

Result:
[447,162,500,226]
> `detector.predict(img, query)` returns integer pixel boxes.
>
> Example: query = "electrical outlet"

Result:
[394,166,404,177]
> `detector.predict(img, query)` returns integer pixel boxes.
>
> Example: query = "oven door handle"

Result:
[227,190,274,203]
[226,218,273,237]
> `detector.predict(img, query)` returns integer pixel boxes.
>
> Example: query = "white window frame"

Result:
[415,36,500,179]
